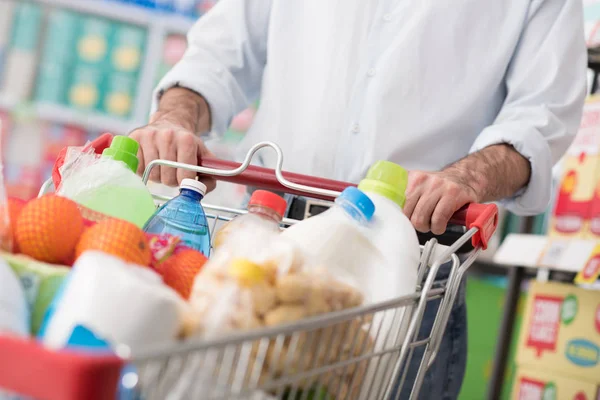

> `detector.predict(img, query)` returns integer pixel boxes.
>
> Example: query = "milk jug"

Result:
[281,187,382,296]
[357,161,421,399]
[357,161,420,299]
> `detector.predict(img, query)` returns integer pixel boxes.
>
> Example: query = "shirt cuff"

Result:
[470,123,553,216]
[151,62,234,137]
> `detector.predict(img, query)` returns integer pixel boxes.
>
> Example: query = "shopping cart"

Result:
[0,141,498,400]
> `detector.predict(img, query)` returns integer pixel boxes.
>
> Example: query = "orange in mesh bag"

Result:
[184,230,373,398]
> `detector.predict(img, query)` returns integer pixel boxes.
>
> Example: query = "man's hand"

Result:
[129,87,216,191]
[404,144,531,235]
[404,170,480,235]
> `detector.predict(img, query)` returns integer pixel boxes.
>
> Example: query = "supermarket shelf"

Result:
[33,0,196,34]
[494,233,597,273]
[0,95,141,134]
[35,103,140,134]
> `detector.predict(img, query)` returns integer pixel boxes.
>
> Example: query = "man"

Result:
[131,1,586,398]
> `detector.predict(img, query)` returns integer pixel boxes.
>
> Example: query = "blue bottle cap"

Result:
[339,187,375,222]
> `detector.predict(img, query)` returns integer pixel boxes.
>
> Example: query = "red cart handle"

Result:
[197,158,499,249]
[0,335,123,400]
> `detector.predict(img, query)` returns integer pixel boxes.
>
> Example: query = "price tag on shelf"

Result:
[537,239,569,268]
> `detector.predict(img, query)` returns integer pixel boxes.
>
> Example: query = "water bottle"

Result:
[143,179,211,256]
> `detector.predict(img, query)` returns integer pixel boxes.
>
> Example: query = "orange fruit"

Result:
[7,198,26,252]
[15,195,84,264]
[76,219,151,266]
[0,197,25,252]
[157,248,208,299]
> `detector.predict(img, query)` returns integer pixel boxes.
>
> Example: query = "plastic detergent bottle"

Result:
[281,186,383,294]
[357,161,420,300]
[213,190,286,249]
[144,179,211,257]
[59,136,157,228]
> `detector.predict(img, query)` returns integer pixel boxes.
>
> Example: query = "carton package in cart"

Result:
[550,97,600,238]
[516,281,600,383]
[512,367,599,400]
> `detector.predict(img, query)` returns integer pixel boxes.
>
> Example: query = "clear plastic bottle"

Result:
[213,190,286,249]
[143,179,211,257]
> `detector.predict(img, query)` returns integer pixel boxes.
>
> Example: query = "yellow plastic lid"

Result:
[358,161,408,208]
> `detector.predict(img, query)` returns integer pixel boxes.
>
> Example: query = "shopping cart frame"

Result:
[0,141,498,400]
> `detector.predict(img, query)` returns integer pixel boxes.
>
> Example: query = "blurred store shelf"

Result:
[35,103,141,134]
[0,94,141,134]
[33,0,195,34]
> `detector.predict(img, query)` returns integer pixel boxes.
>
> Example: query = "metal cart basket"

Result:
[0,142,498,400]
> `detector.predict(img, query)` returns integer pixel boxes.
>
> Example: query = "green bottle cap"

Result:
[102,135,139,173]
[358,161,408,208]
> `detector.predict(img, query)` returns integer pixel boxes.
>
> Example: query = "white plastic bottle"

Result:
[357,161,421,299]
[356,160,421,400]
[281,186,382,296]
[0,258,29,336]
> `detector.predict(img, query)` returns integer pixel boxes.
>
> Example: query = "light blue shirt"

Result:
[154,0,587,215]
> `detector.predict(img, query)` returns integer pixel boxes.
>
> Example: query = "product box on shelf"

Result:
[1,2,42,101]
[40,9,80,66]
[68,63,104,111]
[75,16,114,67]
[516,281,600,383]
[35,62,70,105]
[550,97,600,239]
[103,72,138,117]
[0,1,15,82]
[110,24,146,74]
[512,367,599,400]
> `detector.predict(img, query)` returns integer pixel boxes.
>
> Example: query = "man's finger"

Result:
[430,195,459,235]
[176,134,199,184]
[158,132,178,186]
[410,191,441,233]
[196,140,217,193]
[136,146,145,176]
[139,134,161,182]
[404,171,427,219]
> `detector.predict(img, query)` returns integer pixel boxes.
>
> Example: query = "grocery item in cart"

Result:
[357,161,421,399]
[1,252,69,335]
[57,136,157,228]
[144,179,211,257]
[281,186,382,298]
[357,161,420,302]
[0,259,28,336]
[40,251,189,353]
[185,229,371,398]
[213,190,286,249]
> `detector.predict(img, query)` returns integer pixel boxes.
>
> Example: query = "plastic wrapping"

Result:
[56,146,156,228]
[184,230,372,398]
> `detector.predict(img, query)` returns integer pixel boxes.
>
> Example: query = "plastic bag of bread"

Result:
[185,229,363,336]
[183,230,373,399]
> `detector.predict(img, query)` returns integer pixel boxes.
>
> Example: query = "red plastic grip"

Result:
[0,335,123,400]
[448,203,499,250]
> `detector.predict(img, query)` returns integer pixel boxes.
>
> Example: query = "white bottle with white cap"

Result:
[143,178,211,257]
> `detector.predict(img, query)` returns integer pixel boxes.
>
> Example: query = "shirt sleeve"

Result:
[152,0,272,136]
[470,0,587,215]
